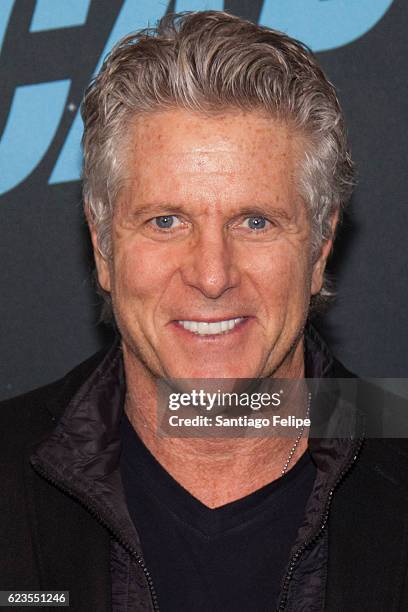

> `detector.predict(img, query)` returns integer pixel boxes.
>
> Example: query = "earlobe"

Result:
[310,211,339,295]
[88,224,112,293]
[311,254,328,295]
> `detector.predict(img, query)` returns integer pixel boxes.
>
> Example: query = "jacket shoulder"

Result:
[0,343,114,452]
[329,353,408,471]
[357,436,408,491]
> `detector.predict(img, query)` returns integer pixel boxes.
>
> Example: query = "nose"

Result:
[180,229,240,299]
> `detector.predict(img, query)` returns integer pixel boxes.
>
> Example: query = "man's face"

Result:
[92,109,332,380]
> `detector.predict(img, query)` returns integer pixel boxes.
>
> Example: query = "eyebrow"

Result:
[129,202,292,221]
[129,204,188,219]
[233,205,292,221]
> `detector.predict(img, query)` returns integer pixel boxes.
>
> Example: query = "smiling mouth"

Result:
[177,317,245,336]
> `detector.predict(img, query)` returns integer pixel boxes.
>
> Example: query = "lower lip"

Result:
[171,317,252,341]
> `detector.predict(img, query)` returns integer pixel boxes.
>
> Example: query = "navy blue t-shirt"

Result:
[120,412,316,611]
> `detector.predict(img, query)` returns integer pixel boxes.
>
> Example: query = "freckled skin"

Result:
[91,109,334,382]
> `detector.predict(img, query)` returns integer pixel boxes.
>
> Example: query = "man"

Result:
[1,11,408,612]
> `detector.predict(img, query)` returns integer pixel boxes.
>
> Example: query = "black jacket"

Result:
[1,331,408,611]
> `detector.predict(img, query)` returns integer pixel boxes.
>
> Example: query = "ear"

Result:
[88,223,112,293]
[311,210,339,296]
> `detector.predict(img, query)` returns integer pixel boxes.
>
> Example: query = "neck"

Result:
[122,340,308,509]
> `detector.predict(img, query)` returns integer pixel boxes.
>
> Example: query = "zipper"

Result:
[276,435,365,611]
[30,459,160,612]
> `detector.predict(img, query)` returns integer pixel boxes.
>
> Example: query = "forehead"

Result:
[120,109,303,207]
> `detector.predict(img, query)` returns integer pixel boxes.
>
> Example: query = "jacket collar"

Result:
[30,325,364,558]
[30,339,144,555]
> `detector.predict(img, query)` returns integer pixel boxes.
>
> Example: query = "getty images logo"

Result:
[0,0,394,196]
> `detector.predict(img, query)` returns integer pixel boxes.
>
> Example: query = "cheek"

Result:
[111,239,180,304]
[242,244,312,301]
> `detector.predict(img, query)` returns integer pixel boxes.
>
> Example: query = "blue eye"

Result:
[154,215,177,229]
[246,216,267,230]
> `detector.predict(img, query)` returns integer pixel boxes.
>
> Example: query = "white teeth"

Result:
[208,322,218,334]
[197,322,209,335]
[178,318,244,336]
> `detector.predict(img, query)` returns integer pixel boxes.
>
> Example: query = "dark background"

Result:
[1,0,407,401]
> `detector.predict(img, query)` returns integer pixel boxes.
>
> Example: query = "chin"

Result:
[165,361,259,381]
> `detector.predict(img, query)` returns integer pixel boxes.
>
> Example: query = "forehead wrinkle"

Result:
[120,196,297,221]
[130,114,298,170]
[118,110,305,219]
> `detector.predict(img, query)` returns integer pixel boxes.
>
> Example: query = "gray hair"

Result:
[81,10,354,317]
